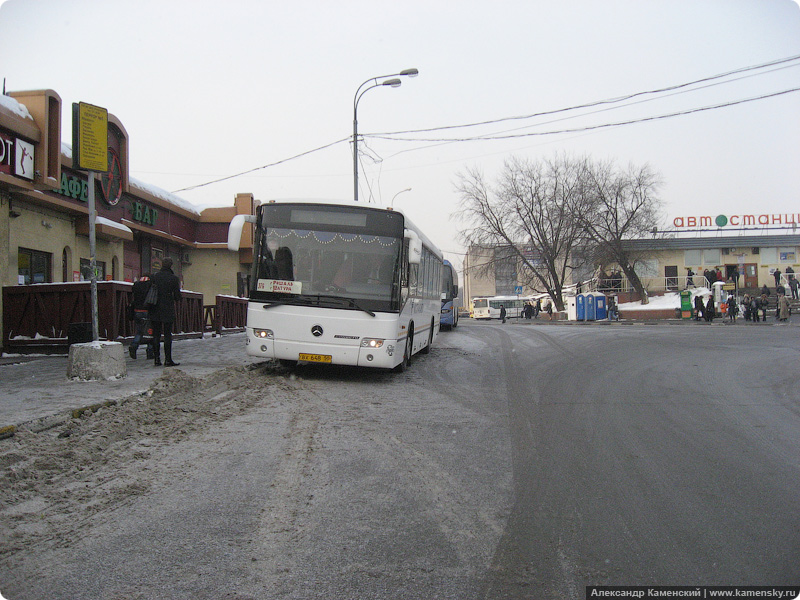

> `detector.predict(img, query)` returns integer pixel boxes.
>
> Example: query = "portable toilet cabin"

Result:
[576,294,586,321]
[567,295,578,321]
[593,293,607,320]
[586,293,597,320]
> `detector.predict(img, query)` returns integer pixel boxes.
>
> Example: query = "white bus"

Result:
[471,295,532,319]
[228,199,444,371]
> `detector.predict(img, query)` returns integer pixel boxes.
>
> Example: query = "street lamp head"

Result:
[382,78,402,88]
[400,68,419,77]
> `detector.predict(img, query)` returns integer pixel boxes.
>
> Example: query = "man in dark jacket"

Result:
[149,257,182,366]
[129,274,154,359]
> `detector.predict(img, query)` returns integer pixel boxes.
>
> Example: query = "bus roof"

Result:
[260,198,443,260]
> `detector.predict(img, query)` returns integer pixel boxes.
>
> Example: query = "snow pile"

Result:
[59,142,201,216]
[619,288,712,312]
[0,94,34,120]
[130,176,201,216]
[96,216,133,235]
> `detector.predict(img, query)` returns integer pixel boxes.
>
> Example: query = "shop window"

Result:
[703,249,721,265]
[62,246,73,282]
[80,258,106,281]
[18,248,52,284]
[684,249,702,266]
[634,259,659,278]
[759,248,777,264]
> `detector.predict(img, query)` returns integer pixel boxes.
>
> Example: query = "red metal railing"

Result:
[204,295,247,334]
[2,282,206,353]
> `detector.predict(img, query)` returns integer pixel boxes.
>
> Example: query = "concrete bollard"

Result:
[67,341,128,381]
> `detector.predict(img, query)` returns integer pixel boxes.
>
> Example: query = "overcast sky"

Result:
[1,0,799,268]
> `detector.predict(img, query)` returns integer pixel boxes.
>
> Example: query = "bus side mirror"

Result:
[404,229,422,265]
[453,285,459,298]
[228,214,257,251]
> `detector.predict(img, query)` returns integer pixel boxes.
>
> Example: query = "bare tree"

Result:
[581,161,664,304]
[455,155,593,310]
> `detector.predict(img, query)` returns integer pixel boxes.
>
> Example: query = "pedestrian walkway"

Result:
[0,333,260,434]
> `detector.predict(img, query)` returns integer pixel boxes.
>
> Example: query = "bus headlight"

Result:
[360,338,384,348]
[253,328,274,339]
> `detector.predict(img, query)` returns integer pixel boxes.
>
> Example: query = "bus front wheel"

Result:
[394,333,412,372]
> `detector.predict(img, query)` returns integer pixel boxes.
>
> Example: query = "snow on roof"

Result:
[96,216,133,234]
[130,176,201,216]
[59,142,201,216]
[0,94,34,120]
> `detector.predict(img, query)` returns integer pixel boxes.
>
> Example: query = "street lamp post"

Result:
[353,68,418,202]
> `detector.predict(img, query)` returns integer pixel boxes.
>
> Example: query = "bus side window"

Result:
[401,241,411,304]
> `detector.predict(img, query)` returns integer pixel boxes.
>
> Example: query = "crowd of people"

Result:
[693,286,793,323]
[596,268,625,291]
[519,297,554,321]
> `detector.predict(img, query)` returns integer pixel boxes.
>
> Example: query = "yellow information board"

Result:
[73,102,108,172]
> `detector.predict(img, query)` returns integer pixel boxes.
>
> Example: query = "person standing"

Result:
[149,257,183,366]
[742,294,751,321]
[608,297,619,321]
[128,274,154,359]
[499,303,506,324]
[773,268,782,289]
[727,294,738,323]
[790,276,799,301]
[705,296,715,322]
[778,293,790,322]
[694,295,704,321]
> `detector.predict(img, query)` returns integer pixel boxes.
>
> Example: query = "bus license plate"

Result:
[299,353,332,363]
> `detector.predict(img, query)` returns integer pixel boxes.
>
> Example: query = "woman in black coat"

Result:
[694,295,704,321]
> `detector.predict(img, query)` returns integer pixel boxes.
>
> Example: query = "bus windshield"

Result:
[251,204,404,313]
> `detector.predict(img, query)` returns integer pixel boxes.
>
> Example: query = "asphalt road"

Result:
[472,320,800,598]
[2,320,798,599]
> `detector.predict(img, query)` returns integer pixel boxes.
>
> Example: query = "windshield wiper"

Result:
[263,295,375,317]
[344,298,376,317]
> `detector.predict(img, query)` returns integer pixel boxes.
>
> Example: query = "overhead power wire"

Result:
[171,137,350,193]
[368,87,800,143]
[369,53,800,137]
[474,62,800,139]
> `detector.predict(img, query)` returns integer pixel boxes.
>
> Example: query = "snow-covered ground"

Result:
[619,287,714,312]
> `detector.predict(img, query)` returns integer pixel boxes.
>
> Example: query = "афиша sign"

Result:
[673,214,800,228]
